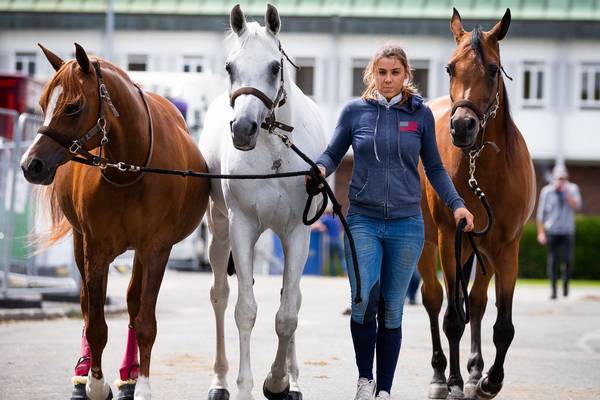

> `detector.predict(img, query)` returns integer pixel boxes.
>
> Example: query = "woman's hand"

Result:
[305,164,326,188]
[454,207,474,232]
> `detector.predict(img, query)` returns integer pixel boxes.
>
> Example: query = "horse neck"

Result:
[101,71,150,166]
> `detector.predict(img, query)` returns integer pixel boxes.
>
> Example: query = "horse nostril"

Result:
[467,117,477,131]
[28,158,45,177]
[249,122,258,136]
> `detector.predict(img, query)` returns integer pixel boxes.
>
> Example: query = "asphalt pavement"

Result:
[1,269,599,400]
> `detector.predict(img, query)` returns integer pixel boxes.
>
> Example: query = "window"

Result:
[183,55,204,73]
[127,54,148,71]
[580,63,600,108]
[352,58,369,97]
[294,57,315,96]
[522,62,546,107]
[15,52,36,76]
[411,59,429,99]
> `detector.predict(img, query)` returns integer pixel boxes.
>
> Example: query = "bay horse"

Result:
[418,9,536,400]
[20,44,209,400]
[198,5,326,400]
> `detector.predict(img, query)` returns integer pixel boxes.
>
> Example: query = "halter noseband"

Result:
[229,42,298,134]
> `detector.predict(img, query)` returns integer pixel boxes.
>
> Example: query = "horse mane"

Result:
[500,77,519,164]
[470,25,485,63]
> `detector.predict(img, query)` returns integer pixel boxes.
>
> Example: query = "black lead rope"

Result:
[70,141,364,305]
[454,180,494,324]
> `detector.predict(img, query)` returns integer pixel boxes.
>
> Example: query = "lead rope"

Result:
[454,147,494,324]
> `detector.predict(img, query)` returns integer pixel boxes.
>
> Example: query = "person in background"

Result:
[307,44,474,400]
[536,164,582,299]
[311,207,346,276]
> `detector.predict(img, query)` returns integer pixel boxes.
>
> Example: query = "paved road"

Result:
[1,270,599,399]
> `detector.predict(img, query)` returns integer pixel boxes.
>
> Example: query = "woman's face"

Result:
[374,57,407,100]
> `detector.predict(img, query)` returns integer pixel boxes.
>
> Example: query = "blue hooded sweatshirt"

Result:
[316,94,465,219]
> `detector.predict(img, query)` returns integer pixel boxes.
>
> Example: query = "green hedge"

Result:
[519,216,600,280]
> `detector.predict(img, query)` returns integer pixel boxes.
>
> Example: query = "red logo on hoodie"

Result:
[399,121,418,132]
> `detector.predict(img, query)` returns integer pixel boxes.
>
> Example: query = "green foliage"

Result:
[519,216,600,280]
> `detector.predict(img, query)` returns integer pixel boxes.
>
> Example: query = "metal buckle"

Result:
[97,117,107,133]
[93,157,107,169]
[117,162,128,172]
[69,141,81,154]
[99,83,108,99]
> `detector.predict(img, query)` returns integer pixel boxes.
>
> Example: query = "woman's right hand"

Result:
[305,164,326,188]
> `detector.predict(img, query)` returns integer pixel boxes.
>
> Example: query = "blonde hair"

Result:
[361,44,419,103]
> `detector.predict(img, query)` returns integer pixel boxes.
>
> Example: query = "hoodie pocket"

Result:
[388,168,420,206]
[353,168,385,206]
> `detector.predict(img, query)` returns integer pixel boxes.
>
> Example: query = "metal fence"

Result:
[0,108,78,299]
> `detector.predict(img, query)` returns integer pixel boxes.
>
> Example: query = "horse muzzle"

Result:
[21,156,57,185]
[230,117,259,151]
[450,114,479,148]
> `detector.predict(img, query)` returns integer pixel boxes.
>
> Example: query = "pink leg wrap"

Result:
[119,325,140,381]
[74,327,91,376]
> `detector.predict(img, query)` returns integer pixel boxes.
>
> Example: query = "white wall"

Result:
[2,28,599,162]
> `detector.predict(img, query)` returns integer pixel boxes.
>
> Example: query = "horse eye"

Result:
[65,103,81,115]
[445,65,454,76]
[225,62,231,74]
[271,63,280,76]
[488,65,499,76]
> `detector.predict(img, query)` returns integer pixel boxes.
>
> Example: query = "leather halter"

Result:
[228,42,297,134]
[38,61,154,186]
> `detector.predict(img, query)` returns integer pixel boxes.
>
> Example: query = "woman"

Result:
[308,45,474,400]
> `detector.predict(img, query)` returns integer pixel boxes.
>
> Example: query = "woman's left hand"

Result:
[454,207,474,232]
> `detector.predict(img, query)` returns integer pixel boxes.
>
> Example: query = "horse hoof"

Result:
[475,376,501,399]
[428,382,448,399]
[287,391,302,400]
[463,381,477,398]
[262,381,290,400]
[116,383,135,400]
[446,385,464,400]
[70,383,87,400]
[208,388,230,400]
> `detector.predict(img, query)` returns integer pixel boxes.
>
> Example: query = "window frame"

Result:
[15,52,36,76]
[521,61,548,109]
[578,63,600,109]
[182,55,206,74]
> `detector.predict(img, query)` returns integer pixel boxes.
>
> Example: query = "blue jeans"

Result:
[344,213,424,329]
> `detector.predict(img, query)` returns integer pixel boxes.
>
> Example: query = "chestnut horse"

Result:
[20,44,208,400]
[418,9,536,400]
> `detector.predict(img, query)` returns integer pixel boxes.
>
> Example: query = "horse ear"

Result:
[74,43,91,73]
[450,8,465,43]
[489,8,511,41]
[265,4,281,36]
[38,43,64,71]
[230,4,247,36]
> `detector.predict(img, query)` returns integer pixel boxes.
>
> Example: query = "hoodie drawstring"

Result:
[373,106,381,162]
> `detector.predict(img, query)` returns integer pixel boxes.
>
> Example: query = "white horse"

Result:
[198,4,327,400]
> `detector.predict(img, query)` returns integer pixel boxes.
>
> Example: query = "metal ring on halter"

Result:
[69,141,82,154]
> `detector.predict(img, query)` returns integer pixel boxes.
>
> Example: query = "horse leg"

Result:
[418,240,448,399]
[230,214,260,400]
[476,242,518,399]
[71,231,91,400]
[83,245,113,400]
[263,227,309,399]
[132,246,171,400]
[115,253,143,400]
[464,266,493,399]
[439,240,466,400]
[207,205,232,400]
[285,332,301,400]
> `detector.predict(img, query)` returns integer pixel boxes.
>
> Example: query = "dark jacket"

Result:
[316,95,464,219]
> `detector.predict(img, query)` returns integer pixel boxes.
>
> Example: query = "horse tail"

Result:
[32,184,72,250]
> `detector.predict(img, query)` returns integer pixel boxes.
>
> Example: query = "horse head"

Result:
[226,4,286,151]
[446,8,511,149]
[21,43,112,184]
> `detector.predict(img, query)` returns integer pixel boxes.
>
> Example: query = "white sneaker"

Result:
[375,390,391,399]
[354,377,376,400]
